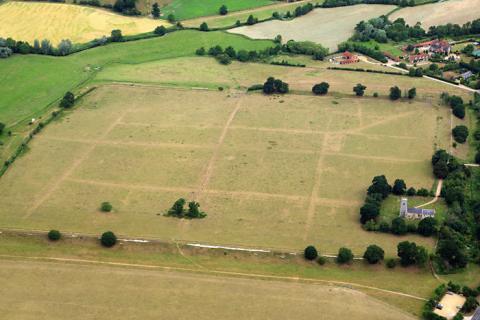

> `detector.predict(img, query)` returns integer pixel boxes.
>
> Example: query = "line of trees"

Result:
[165,198,207,219]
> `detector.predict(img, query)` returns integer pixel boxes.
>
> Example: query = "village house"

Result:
[459,70,473,81]
[409,53,429,64]
[406,39,452,64]
[338,51,359,64]
[399,198,435,219]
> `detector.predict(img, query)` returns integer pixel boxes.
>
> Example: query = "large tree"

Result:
[417,217,437,236]
[337,247,354,264]
[389,86,401,100]
[219,4,228,15]
[367,175,391,199]
[392,179,407,195]
[437,239,468,270]
[397,241,417,266]
[312,82,330,95]
[363,244,384,264]
[353,83,366,96]
[151,3,160,18]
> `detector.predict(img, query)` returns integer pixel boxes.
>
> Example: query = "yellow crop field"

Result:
[0,1,169,44]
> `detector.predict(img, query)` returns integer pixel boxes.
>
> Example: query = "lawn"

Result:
[0,83,455,256]
[229,4,396,51]
[380,195,449,225]
[0,1,169,45]
[390,0,480,28]
[161,0,275,20]
[350,40,404,57]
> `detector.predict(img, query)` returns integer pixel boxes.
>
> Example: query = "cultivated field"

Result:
[390,0,480,28]
[0,258,414,320]
[229,4,396,51]
[0,1,168,44]
[0,83,454,255]
[161,0,275,20]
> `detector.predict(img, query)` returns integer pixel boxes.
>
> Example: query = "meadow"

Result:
[161,0,275,20]
[0,1,168,44]
[0,82,456,255]
[390,0,480,28]
[229,4,396,51]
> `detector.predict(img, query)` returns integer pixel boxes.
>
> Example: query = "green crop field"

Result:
[161,0,275,20]
[0,81,457,255]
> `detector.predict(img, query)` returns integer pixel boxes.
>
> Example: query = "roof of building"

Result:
[460,71,473,79]
[406,207,435,216]
[413,40,433,48]
[342,51,358,58]
[409,53,429,62]
[472,307,480,320]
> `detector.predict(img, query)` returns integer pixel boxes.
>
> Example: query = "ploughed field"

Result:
[390,0,480,28]
[0,83,453,255]
[228,4,396,51]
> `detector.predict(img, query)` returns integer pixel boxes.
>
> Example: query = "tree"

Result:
[363,245,384,264]
[417,217,437,236]
[386,258,396,268]
[353,83,366,96]
[216,54,231,65]
[391,217,408,235]
[154,25,167,36]
[60,92,75,108]
[312,82,329,95]
[389,86,402,100]
[199,22,209,31]
[57,39,72,56]
[452,104,466,119]
[263,77,289,94]
[219,4,228,15]
[392,179,407,195]
[246,15,257,25]
[437,239,468,270]
[0,46,13,58]
[110,29,123,42]
[397,241,418,266]
[359,202,380,224]
[186,201,206,218]
[168,198,186,217]
[151,3,160,18]
[100,202,113,212]
[406,187,416,196]
[48,230,61,241]
[167,14,175,23]
[195,47,206,56]
[224,46,236,58]
[407,87,416,99]
[304,245,318,260]
[367,175,391,199]
[433,160,449,179]
[0,122,5,135]
[415,246,429,267]
[452,125,469,143]
[462,296,479,313]
[100,231,117,247]
[337,247,354,264]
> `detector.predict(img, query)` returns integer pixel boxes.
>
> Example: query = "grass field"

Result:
[161,0,275,20]
[0,257,415,320]
[0,30,273,164]
[182,0,318,28]
[0,81,456,255]
[390,0,480,28]
[0,1,168,44]
[229,4,396,51]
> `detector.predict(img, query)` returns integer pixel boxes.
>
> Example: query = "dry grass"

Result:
[0,83,457,255]
[0,1,168,44]
[390,0,480,29]
[0,258,415,320]
[228,4,396,51]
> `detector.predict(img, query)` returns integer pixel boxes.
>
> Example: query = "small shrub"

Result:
[195,47,206,56]
[199,22,209,31]
[373,92,378,98]
[304,245,318,260]
[317,256,327,265]
[100,202,113,212]
[100,231,117,247]
[216,53,231,65]
[47,229,61,241]
[386,258,396,268]
[0,122,5,135]
[60,92,75,108]
[154,25,167,36]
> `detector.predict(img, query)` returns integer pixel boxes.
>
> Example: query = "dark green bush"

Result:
[100,231,117,247]
[304,245,318,260]
[48,229,61,241]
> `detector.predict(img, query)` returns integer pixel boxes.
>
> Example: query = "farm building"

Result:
[409,53,429,63]
[339,51,359,64]
[459,71,473,81]
[411,39,451,55]
[399,198,435,219]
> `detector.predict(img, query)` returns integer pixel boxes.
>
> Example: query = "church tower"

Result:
[399,198,408,217]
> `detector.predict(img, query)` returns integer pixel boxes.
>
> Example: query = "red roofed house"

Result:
[409,53,429,63]
[340,51,359,64]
